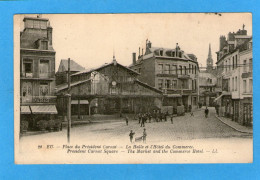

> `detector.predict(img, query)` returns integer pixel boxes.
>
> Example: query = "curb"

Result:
[215,115,253,134]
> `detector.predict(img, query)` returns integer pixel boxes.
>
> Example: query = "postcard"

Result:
[14,13,253,164]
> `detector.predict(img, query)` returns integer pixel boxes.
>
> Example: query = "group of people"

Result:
[129,128,147,143]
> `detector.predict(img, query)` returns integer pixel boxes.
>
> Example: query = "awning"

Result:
[30,105,58,114]
[71,100,89,104]
[20,106,31,114]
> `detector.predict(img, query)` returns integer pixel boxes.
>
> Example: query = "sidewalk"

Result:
[215,115,253,134]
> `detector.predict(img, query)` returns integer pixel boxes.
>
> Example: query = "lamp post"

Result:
[67,58,71,143]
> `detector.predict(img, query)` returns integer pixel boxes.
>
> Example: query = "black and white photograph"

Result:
[14,13,253,164]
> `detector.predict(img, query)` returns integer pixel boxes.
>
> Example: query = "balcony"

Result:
[21,96,56,104]
[242,72,252,78]
[177,74,190,79]
[21,71,55,79]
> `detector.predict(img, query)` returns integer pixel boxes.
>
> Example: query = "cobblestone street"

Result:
[20,107,252,145]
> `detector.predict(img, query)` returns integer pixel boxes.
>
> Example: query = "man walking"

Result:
[170,114,173,124]
[125,115,129,126]
[143,128,147,143]
[129,130,135,143]
[205,107,209,118]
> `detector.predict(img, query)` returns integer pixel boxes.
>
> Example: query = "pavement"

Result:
[215,115,253,134]
[20,107,252,141]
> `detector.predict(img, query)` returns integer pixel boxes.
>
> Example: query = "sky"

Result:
[18,13,252,71]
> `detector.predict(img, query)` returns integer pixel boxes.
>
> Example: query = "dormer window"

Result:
[179,52,182,58]
[160,50,163,56]
[172,51,175,57]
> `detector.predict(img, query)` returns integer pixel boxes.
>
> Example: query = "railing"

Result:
[242,72,252,78]
[21,71,55,79]
[21,96,56,103]
[177,74,190,79]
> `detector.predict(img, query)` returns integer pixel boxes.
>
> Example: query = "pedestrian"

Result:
[140,114,145,127]
[138,113,141,124]
[205,107,209,118]
[190,110,194,117]
[148,113,152,123]
[170,114,173,124]
[129,130,135,143]
[143,128,147,143]
[125,115,129,126]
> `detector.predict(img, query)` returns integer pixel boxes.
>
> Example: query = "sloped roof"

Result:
[56,79,91,92]
[58,59,85,72]
[71,61,140,77]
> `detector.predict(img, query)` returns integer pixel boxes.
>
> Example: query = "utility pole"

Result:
[67,58,71,143]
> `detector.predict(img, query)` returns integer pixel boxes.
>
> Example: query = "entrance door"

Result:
[243,103,252,126]
[21,82,32,102]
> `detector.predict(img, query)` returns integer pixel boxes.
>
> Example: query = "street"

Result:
[20,107,252,145]
[18,107,253,164]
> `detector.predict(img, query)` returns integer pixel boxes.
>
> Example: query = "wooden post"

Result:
[78,98,80,119]
[67,58,71,144]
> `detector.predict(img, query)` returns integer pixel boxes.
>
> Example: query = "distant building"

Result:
[56,59,85,85]
[199,44,218,107]
[215,25,252,126]
[129,40,199,113]
[20,16,57,130]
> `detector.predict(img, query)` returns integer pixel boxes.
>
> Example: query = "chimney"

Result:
[148,41,152,48]
[138,47,140,58]
[132,52,136,65]
[142,48,143,56]
[47,26,53,45]
[219,36,226,51]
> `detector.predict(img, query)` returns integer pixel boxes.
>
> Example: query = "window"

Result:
[192,65,194,74]
[158,64,163,74]
[165,80,171,89]
[24,62,32,73]
[158,79,163,90]
[249,59,252,72]
[232,77,234,91]
[249,79,252,92]
[232,57,234,70]
[172,51,175,57]
[165,65,170,74]
[235,76,237,91]
[194,80,197,90]
[243,60,247,72]
[184,66,187,75]
[179,52,182,58]
[39,60,49,78]
[235,54,237,68]
[179,66,182,75]
[160,50,163,56]
[172,65,177,74]
[39,82,49,96]
[172,80,177,89]
[243,80,247,93]
[138,68,141,73]
[194,65,197,74]
[192,80,194,90]
[189,64,191,74]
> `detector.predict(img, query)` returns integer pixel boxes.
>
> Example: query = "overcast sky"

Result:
[19,13,252,71]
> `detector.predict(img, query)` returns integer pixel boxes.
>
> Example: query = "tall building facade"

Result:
[20,16,57,130]
[129,40,199,113]
[215,26,252,126]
